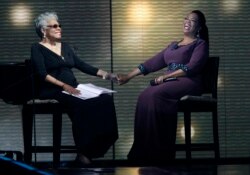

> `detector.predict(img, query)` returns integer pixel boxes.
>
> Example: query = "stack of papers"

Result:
[62,83,116,100]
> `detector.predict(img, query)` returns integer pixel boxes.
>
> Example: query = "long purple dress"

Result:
[127,39,209,162]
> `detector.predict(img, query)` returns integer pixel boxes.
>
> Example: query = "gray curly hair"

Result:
[34,12,59,39]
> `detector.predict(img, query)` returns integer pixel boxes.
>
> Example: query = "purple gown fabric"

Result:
[127,39,209,162]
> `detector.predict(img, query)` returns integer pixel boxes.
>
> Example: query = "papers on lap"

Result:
[62,83,116,100]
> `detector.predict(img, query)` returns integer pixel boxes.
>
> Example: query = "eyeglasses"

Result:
[47,24,62,29]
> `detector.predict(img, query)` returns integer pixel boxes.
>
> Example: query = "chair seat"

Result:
[24,99,65,114]
[180,95,217,103]
[26,99,59,104]
[179,95,217,112]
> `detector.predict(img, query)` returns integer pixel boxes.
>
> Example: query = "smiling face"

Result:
[43,19,62,41]
[183,12,200,37]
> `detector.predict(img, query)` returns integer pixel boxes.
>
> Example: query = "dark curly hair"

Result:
[191,10,209,46]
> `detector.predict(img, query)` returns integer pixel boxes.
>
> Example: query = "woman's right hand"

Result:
[117,74,130,85]
[62,84,80,95]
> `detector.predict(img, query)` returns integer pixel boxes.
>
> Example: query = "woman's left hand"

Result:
[63,84,80,95]
[154,75,165,85]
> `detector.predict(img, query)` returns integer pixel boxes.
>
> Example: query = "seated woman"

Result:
[117,10,209,163]
[31,12,118,166]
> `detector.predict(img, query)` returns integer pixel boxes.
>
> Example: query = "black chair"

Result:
[176,56,220,160]
[22,60,76,167]
[0,151,23,161]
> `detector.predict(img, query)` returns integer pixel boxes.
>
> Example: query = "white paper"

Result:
[62,83,116,100]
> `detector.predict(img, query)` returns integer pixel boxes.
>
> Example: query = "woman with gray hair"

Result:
[31,12,118,166]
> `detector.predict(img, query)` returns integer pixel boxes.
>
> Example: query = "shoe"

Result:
[63,154,91,168]
[73,154,92,168]
[77,154,91,164]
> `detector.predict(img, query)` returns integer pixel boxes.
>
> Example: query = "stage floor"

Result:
[2,156,249,175]
[50,164,250,175]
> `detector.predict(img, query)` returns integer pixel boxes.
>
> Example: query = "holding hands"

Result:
[103,68,171,86]
[116,74,130,85]
[102,73,130,85]
[100,68,131,85]
[103,72,171,86]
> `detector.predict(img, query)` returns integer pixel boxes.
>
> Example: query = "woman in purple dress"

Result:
[117,10,209,163]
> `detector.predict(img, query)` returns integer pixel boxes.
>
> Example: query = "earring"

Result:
[196,30,200,38]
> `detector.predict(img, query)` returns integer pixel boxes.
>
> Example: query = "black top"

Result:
[30,42,98,98]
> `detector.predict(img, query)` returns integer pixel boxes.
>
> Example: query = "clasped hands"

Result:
[105,73,166,86]
[102,73,129,85]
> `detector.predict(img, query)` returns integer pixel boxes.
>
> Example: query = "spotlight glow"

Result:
[127,1,152,24]
[221,0,241,14]
[115,167,139,175]
[218,75,223,88]
[10,3,32,27]
[181,125,195,139]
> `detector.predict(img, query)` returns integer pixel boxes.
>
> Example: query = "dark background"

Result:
[0,0,249,161]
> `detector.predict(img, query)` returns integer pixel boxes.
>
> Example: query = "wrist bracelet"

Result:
[138,64,148,75]
[102,72,109,80]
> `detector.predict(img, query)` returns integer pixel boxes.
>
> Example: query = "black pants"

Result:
[55,93,118,158]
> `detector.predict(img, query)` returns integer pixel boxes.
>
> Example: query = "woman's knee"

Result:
[138,89,162,104]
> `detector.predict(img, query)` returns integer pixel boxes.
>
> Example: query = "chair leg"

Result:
[53,111,62,168]
[184,111,191,160]
[213,109,220,160]
[22,105,33,164]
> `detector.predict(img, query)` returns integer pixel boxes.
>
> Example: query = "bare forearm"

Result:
[45,74,80,95]
[45,74,65,88]
[127,68,142,80]
[117,67,142,85]
[164,69,186,79]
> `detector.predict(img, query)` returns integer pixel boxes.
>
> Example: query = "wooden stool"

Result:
[22,99,76,167]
